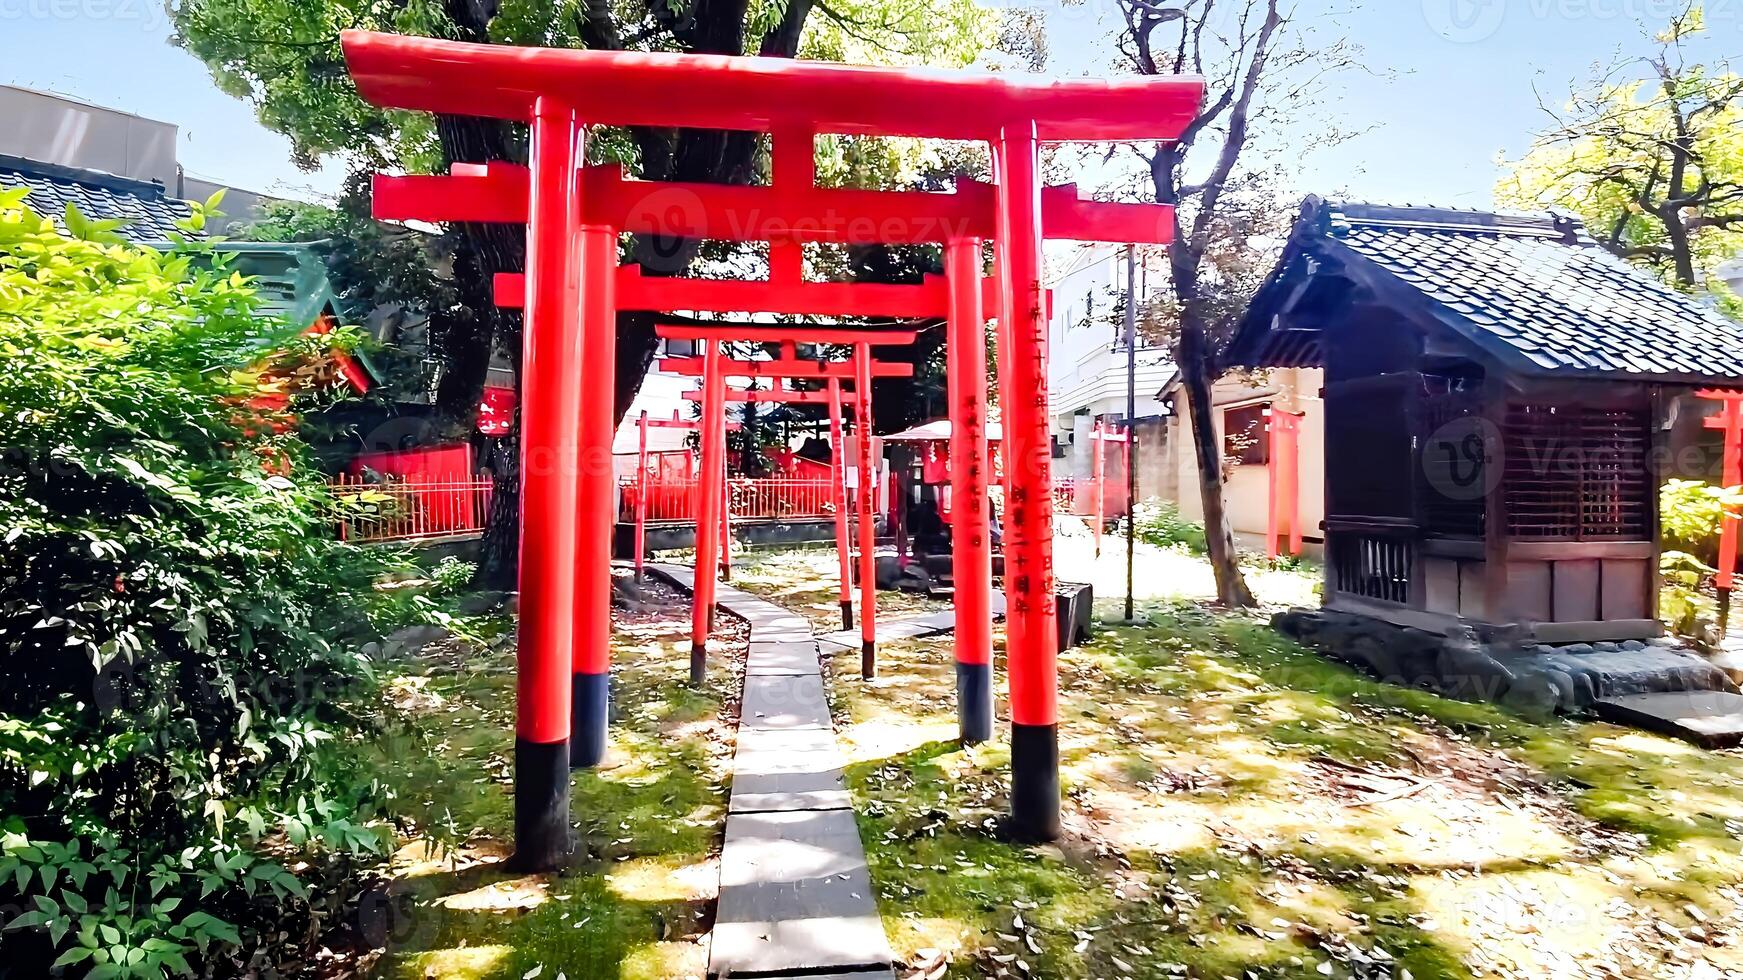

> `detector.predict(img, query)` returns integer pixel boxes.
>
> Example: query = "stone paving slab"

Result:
[740,673,833,731]
[818,592,1005,651]
[729,736,851,813]
[712,808,893,975]
[1594,691,1743,748]
[746,640,823,676]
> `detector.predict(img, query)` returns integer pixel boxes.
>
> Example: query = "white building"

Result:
[1045,243,1174,492]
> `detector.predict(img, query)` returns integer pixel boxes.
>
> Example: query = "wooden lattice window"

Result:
[1417,379,1487,538]
[1223,403,1270,466]
[1503,402,1649,540]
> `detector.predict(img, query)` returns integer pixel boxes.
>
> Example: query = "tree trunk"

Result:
[1178,307,1256,608]
[436,0,810,589]
[1660,206,1700,289]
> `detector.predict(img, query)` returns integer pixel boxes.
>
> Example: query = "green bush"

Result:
[1127,499,1208,554]
[428,556,478,596]
[1660,477,1742,565]
[0,192,397,977]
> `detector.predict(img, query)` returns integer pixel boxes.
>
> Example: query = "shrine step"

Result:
[1593,691,1743,749]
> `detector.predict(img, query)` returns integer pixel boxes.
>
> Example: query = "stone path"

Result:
[1595,691,1743,748]
[817,591,1005,653]
[644,563,896,980]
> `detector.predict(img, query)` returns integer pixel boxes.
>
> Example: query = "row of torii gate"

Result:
[344,29,1205,869]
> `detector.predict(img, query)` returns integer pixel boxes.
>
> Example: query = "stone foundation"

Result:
[1273,607,1737,720]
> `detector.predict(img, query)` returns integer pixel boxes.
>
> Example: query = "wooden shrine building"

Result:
[1228,199,1743,643]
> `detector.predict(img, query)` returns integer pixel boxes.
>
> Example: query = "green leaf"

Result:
[53,947,95,968]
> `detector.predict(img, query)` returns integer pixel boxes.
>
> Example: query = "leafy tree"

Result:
[1116,0,1362,607]
[169,0,997,585]
[1498,4,1743,313]
[0,192,398,977]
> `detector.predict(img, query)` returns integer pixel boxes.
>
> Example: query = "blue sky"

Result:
[3,1,1737,207]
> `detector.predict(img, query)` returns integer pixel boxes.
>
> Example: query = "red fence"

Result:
[621,477,837,522]
[331,475,836,543]
[331,476,494,543]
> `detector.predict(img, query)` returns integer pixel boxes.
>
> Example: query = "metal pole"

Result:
[570,219,617,771]
[855,343,878,679]
[512,96,580,870]
[994,122,1060,842]
[946,237,994,744]
[828,378,855,630]
[690,340,725,685]
[1124,245,1137,623]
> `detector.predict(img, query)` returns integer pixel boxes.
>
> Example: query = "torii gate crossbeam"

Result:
[342,28,1202,867]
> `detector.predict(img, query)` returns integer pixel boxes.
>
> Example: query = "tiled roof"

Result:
[1230,199,1743,386]
[0,154,199,243]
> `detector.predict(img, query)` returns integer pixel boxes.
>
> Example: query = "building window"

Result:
[1224,403,1270,465]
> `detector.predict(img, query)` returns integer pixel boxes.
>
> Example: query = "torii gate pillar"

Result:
[512,98,583,869]
[995,123,1060,842]
[946,238,994,745]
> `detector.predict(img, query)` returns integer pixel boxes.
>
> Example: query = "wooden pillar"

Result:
[719,414,733,582]
[635,411,648,581]
[512,96,581,870]
[691,341,726,685]
[855,343,879,679]
[1482,381,1510,622]
[570,219,617,770]
[828,378,855,630]
[946,237,994,744]
[994,121,1060,842]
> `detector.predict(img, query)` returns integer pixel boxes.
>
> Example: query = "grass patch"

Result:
[363,575,739,980]
[734,549,1743,979]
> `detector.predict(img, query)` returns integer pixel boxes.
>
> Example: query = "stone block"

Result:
[711,808,892,976]
[741,674,833,731]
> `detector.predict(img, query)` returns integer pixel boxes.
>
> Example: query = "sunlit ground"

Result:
[365,572,743,980]
[735,536,1743,980]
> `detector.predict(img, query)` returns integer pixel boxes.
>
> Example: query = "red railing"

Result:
[620,477,837,522]
[331,475,495,542]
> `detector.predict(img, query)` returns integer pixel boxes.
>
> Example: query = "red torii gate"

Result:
[343,29,1201,866]
[629,410,743,582]
[1087,423,1130,557]
[659,332,912,681]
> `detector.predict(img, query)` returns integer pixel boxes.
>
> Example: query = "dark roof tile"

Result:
[0,155,199,243]
[1243,199,1743,384]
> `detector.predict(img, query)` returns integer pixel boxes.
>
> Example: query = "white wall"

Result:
[1166,368,1325,543]
[0,86,177,186]
[1045,243,1173,480]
